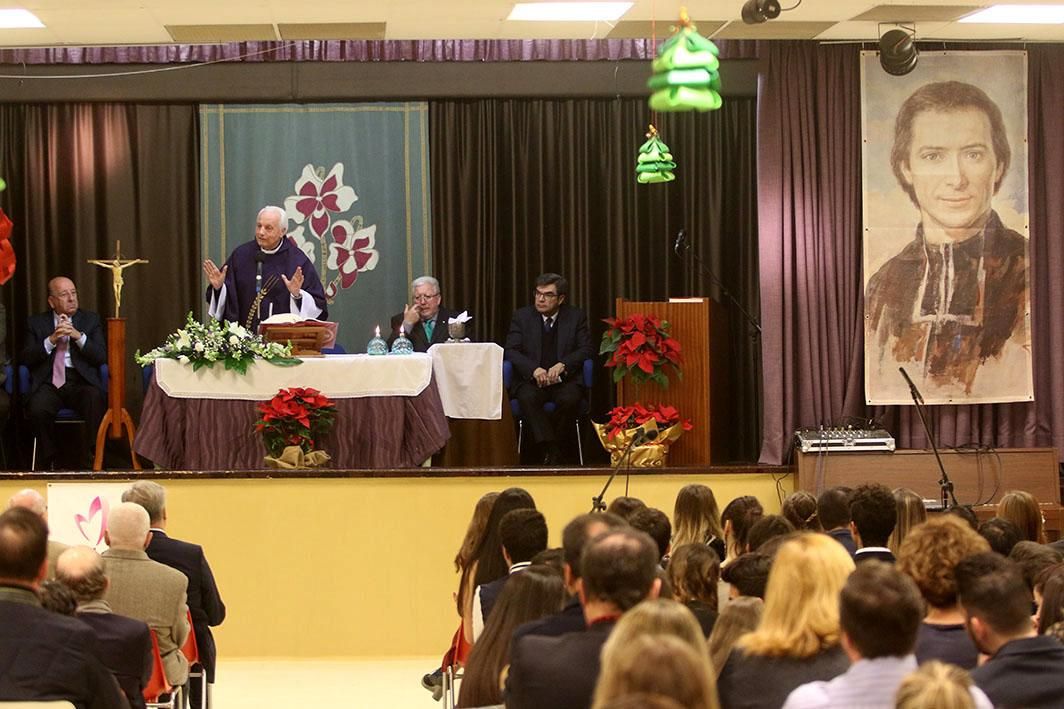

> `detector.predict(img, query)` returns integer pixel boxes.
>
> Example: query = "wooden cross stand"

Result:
[88,241,147,471]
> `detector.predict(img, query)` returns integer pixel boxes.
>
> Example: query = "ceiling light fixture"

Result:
[879,26,919,76]
[507,2,634,22]
[741,0,782,24]
[959,4,1064,24]
[0,9,44,29]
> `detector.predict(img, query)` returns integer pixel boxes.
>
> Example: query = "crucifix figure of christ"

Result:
[88,240,148,318]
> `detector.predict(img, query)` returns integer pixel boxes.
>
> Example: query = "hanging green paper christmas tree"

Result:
[647,9,723,112]
[636,124,676,184]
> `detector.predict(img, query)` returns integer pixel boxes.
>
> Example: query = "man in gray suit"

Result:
[103,502,190,688]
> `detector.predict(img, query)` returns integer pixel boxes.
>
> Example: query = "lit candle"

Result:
[375,324,381,337]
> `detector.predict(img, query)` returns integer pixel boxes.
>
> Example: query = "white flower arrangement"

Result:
[136,313,300,374]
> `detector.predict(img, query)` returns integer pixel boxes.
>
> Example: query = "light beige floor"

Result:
[212,656,453,709]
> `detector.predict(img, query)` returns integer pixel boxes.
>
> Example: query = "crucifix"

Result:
[88,240,148,318]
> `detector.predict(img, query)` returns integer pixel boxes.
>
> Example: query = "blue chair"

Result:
[503,358,593,465]
[20,363,109,470]
[321,344,347,355]
[142,362,155,395]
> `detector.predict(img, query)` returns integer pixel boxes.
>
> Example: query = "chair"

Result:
[19,363,109,470]
[181,610,210,709]
[320,343,347,355]
[144,629,181,709]
[503,358,593,465]
[142,362,155,395]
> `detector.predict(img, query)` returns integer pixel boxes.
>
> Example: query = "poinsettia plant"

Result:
[602,403,693,442]
[600,313,683,388]
[255,387,337,457]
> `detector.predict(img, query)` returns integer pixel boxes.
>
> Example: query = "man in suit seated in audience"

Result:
[512,513,629,643]
[6,488,67,578]
[473,508,548,640]
[504,272,593,465]
[0,507,128,708]
[387,276,469,352]
[19,276,107,469]
[57,545,152,709]
[123,481,225,707]
[957,552,1064,708]
[505,527,661,709]
[817,487,856,556]
[783,561,992,708]
[849,483,897,563]
[102,502,191,691]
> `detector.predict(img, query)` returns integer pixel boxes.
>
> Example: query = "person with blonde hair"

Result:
[716,533,854,709]
[888,488,926,555]
[895,661,981,709]
[708,596,764,677]
[996,490,1047,544]
[781,491,821,532]
[896,515,989,669]
[673,484,727,562]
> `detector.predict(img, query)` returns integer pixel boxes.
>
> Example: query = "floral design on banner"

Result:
[283,163,379,302]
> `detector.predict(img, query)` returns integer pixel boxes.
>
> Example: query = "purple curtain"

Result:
[758,42,1064,465]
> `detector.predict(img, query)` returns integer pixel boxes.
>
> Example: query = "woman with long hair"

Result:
[720,496,764,563]
[708,596,764,677]
[997,490,1047,544]
[716,533,854,709]
[456,565,564,708]
[673,484,727,562]
[471,487,537,589]
[889,488,927,555]
[667,543,721,637]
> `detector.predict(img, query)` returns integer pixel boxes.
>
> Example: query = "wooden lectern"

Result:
[615,298,732,465]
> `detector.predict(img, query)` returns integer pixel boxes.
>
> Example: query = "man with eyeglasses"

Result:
[388,275,469,353]
[505,273,592,465]
[19,276,107,469]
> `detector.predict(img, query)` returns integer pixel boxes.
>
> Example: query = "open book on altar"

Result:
[258,314,338,355]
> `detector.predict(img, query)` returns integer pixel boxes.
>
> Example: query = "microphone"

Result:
[898,367,924,405]
[254,251,265,290]
[673,229,688,257]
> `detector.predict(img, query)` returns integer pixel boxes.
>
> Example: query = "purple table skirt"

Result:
[134,376,451,470]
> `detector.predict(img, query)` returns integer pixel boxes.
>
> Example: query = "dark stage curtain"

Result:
[0,103,198,462]
[430,97,761,462]
[758,42,1064,465]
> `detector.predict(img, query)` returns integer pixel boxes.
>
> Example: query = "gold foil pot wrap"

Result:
[592,421,685,468]
[265,445,332,469]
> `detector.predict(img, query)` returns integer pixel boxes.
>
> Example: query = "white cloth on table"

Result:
[428,342,503,420]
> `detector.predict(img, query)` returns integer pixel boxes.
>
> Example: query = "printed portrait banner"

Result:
[861,51,1031,405]
[46,482,133,551]
[200,103,432,353]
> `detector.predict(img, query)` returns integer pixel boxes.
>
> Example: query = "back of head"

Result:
[997,490,1046,543]
[850,483,897,547]
[1037,564,1064,635]
[39,579,78,616]
[531,547,565,574]
[629,508,671,561]
[581,528,659,611]
[606,496,646,522]
[473,487,536,586]
[562,512,627,581]
[978,517,1022,557]
[0,507,49,583]
[840,561,923,659]
[1009,540,1063,590]
[740,533,855,658]
[106,502,151,550]
[606,598,708,653]
[708,596,764,676]
[897,515,990,609]
[781,491,821,532]
[889,488,927,554]
[895,661,977,709]
[593,634,719,709]
[121,481,167,526]
[56,545,108,604]
[667,543,720,606]
[721,552,771,599]
[747,515,795,552]
[955,552,1032,637]
[499,508,548,564]
[7,488,47,517]
[673,484,724,547]
[816,487,852,531]
[947,505,979,531]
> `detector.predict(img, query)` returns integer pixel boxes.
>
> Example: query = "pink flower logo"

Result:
[326,220,379,289]
[284,163,358,239]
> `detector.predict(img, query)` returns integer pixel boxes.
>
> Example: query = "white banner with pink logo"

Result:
[46,482,132,551]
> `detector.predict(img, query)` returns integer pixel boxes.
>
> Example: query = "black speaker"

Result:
[741,0,782,25]
[879,28,919,76]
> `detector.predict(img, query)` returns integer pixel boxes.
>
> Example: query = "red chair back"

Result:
[143,629,173,702]
[180,610,200,665]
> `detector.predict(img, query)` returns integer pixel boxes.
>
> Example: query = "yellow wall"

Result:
[1,472,792,658]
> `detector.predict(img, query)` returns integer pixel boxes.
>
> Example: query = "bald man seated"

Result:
[102,502,190,688]
[7,488,67,578]
[58,546,153,709]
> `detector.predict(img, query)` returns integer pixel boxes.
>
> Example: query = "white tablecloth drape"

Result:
[428,342,503,420]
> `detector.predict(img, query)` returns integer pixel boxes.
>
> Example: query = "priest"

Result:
[203,206,328,327]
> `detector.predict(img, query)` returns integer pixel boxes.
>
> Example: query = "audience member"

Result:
[473,508,548,639]
[747,515,796,553]
[606,496,646,522]
[6,488,67,578]
[457,565,564,708]
[102,502,190,688]
[721,496,764,563]
[948,505,980,531]
[977,517,1022,557]
[1008,540,1063,591]
[888,488,926,556]
[721,552,771,601]
[122,480,225,707]
[708,596,764,678]
[38,577,77,616]
[781,491,821,533]
[850,483,898,563]
[57,545,152,709]
[957,552,1064,707]
[629,507,671,564]
[505,527,661,709]
[1034,563,1064,635]
[471,488,536,592]
[895,661,980,709]
[673,484,727,562]
[783,561,991,709]
[997,490,1047,543]
[597,695,686,709]
[896,515,989,669]
[531,547,565,572]
[717,534,855,709]
[817,487,856,555]
[667,543,720,636]
[0,507,127,708]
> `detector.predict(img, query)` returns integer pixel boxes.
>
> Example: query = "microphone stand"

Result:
[899,368,958,510]
[591,428,649,513]
[675,234,761,336]
[625,429,658,497]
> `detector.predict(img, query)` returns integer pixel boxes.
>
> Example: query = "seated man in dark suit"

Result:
[19,276,106,469]
[57,546,152,709]
[472,509,548,639]
[504,272,593,464]
[817,487,856,556]
[849,483,897,564]
[505,527,661,709]
[0,507,128,708]
[123,481,225,708]
[387,276,469,352]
